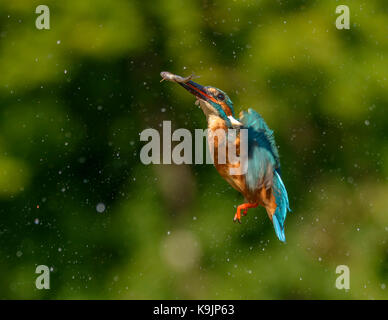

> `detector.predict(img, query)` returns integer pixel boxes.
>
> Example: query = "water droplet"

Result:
[96,203,106,213]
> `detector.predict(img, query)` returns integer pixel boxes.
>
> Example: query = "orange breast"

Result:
[207,116,247,195]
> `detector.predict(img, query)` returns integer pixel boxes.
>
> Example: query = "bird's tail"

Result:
[271,170,291,242]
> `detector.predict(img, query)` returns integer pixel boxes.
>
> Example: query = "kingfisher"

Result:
[160,72,291,242]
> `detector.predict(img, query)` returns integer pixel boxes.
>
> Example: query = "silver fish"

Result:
[160,71,198,83]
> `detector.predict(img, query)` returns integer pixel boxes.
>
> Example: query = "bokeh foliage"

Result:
[0,0,387,299]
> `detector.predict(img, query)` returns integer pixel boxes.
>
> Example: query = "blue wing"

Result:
[239,108,280,191]
[239,109,291,242]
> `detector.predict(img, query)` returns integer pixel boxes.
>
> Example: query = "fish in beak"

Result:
[160,71,214,105]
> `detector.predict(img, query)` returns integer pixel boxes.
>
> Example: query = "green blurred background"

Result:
[0,0,387,299]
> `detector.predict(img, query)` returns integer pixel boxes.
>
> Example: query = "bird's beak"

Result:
[178,81,217,104]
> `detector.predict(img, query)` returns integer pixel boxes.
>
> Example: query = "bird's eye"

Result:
[217,93,225,101]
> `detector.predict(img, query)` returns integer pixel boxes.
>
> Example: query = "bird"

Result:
[160,71,291,242]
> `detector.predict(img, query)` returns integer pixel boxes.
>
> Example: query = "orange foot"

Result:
[233,203,258,223]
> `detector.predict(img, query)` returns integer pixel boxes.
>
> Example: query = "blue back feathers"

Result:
[239,109,280,191]
[239,109,291,242]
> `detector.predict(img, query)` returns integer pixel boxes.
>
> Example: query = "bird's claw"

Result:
[233,212,242,224]
[233,203,258,224]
